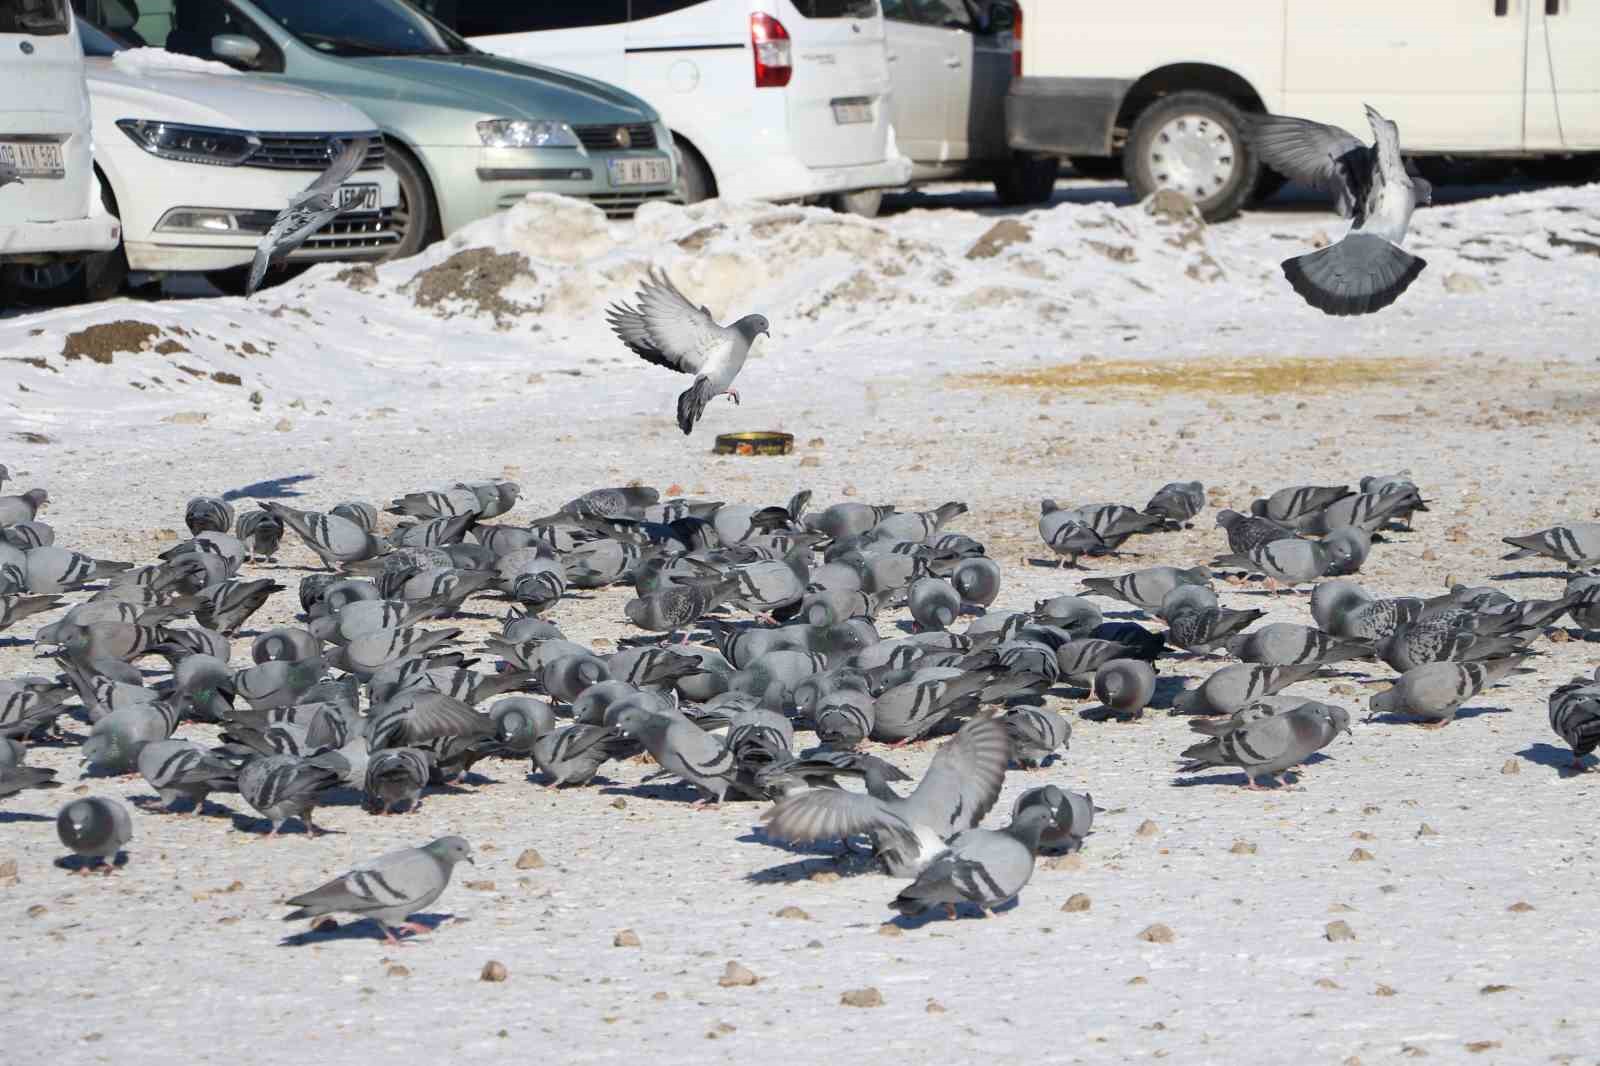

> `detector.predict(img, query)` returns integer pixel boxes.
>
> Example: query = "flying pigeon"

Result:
[606,268,771,434]
[245,136,371,297]
[1251,105,1430,315]
[282,836,473,945]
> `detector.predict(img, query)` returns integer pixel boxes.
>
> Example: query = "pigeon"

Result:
[1321,525,1372,576]
[1368,656,1528,727]
[1173,663,1322,716]
[0,488,48,526]
[195,578,283,635]
[889,798,1056,918]
[1092,658,1157,717]
[282,836,474,946]
[1030,595,1102,636]
[1549,676,1600,770]
[184,497,235,536]
[260,501,387,570]
[365,689,492,752]
[1,520,53,549]
[607,701,750,805]
[761,715,1010,877]
[951,556,1002,608]
[1215,509,1299,555]
[1359,473,1426,529]
[1310,580,1425,641]
[1376,619,1528,674]
[1003,706,1071,768]
[23,546,134,593]
[1227,623,1371,666]
[0,593,64,633]
[532,723,638,787]
[82,700,181,774]
[237,751,349,836]
[1037,506,1109,567]
[246,136,371,297]
[1250,486,1352,524]
[908,577,962,631]
[137,739,242,815]
[606,268,771,434]
[1012,785,1096,853]
[1144,481,1205,524]
[364,747,434,814]
[1080,565,1211,613]
[236,508,285,561]
[1180,703,1351,787]
[624,577,739,639]
[1164,603,1264,655]
[0,761,58,802]
[1212,539,1331,591]
[812,688,878,750]
[1301,490,1425,536]
[56,797,132,873]
[1252,105,1429,315]
[870,502,968,543]
[1502,523,1600,570]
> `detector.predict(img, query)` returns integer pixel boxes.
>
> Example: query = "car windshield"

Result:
[79,19,128,55]
[249,0,470,56]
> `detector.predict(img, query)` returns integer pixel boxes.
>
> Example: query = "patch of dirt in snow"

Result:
[404,247,540,326]
[60,320,162,363]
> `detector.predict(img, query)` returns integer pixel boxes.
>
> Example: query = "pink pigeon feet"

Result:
[727,390,741,405]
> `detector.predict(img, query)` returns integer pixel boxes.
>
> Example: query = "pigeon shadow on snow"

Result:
[53,851,130,872]
[1515,742,1593,776]
[221,474,316,501]
[885,896,1023,929]
[1169,764,1317,789]
[1364,705,1512,726]
[0,810,54,824]
[1489,569,1580,582]
[279,912,452,948]
[228,812,347,837]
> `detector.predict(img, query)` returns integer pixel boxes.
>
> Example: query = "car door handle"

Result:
[944,56,962,67]
[886,52,898,61]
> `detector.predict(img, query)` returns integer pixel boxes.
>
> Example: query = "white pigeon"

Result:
[606,268,770,435]
[1250,104,1430,316]
[245,136,371,297]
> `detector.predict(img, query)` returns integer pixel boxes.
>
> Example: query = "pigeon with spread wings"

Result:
[245,136,371,297]
[1250,105,1430,316]
[607,268,770,435]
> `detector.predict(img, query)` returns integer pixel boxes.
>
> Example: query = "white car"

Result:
[0,0,122,297]
[416,0,913,217]
[1009,0,1600,221]
[10,18,403,302]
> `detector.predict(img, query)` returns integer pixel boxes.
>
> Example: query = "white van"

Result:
[418,0,913,216]
[0,0,121,286]
[1010,1,1600,221]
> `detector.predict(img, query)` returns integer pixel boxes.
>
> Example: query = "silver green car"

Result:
[83,0,677,257]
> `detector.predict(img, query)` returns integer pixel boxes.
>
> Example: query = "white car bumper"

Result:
[719,148,912,202]
[0,214,122,260]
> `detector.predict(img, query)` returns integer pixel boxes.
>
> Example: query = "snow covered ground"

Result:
[4,182,1600,1065]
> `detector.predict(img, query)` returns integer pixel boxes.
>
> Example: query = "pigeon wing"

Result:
[761,787,919,852]
[606,268,728,375]
[306,136,371,195]
[1249,115,1369,218]
[904,714,1010,837]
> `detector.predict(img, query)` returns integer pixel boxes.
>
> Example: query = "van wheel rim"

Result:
[1147,114,1236,202]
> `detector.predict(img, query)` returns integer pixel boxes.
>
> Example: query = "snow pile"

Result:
[110,47,241,77]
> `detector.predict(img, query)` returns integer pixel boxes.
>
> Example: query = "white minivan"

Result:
[417,0,913,216]
[0,0,121,292]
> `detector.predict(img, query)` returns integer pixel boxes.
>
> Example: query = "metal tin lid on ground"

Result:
[713,431,794,456]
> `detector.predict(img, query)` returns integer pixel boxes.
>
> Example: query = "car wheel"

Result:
[384,140,439,260]
[829,188,884,218]
[0,175,129,306]
[674,136,716,204]
[994,153,1060,205]
[1123,91,1258,222]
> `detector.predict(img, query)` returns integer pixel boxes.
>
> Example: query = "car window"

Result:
[789,0,878,19]
[249,0,470,56]
[421,0,625,36]
[139,0,281,69]
[78,17,128,52]
[908,0,971,30]
[1,0,71,35]
[879,0,908,21]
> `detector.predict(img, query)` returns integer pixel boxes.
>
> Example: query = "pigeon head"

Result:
[24,488,49,511]
[734,314,770,341]
[423,835,475,866]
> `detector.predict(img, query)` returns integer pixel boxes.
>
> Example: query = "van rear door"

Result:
[0,0,93,223]
[778,0,892,168]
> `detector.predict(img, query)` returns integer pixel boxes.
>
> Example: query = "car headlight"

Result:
[477,119,580,149]
[116,120,261,166]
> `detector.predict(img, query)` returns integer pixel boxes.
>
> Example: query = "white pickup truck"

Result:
[0,0,121,294]
[1008,1,1600,220]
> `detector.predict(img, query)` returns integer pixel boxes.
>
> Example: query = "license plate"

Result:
[337,183,380,213]
[832,98,873,125]
[607,157,672,187]
[0,139,64,179]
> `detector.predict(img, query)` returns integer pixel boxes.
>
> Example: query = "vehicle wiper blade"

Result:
[299,33,433,57]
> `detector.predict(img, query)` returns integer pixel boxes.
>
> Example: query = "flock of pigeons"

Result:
[2,462,1599,939]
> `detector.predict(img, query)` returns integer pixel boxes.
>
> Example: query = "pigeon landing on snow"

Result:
[1251,105,1429,316]
[245,136,371,297]
[606,268,771,435]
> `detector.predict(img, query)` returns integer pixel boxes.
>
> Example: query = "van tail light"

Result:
[1011,5,1023,77]
[751,13,793,88]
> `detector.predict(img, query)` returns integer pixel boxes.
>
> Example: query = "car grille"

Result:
[286,209,402,257]
[572,123,658,152]
[248,133,386,172]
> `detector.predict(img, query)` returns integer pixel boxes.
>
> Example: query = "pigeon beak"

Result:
[466,856,477,865]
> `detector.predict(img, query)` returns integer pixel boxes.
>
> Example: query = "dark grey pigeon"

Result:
[1252,105,1429,315]
[1549,676,1600,770]
[56,797,132,872]
[889,800,1056,919]
[1216,509,1299,555]
[1144,481,1205,524]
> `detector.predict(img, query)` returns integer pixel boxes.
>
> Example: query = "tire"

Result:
[383,140,438,261]
[1067,155,1121,179]
[674,135,716,204]
[994,153,1060,205]
[1520,154,1600,184]
[1122,90,1258,223]
[0,174,128,306]
[829,188,884,218]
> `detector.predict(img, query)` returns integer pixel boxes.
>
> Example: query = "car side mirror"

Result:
[211,33,262,68]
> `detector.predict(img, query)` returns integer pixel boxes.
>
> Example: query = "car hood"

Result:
[341,53,656,125]
[85,55,376,132]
